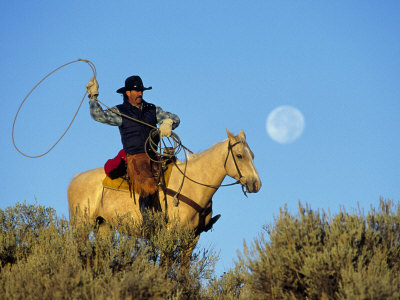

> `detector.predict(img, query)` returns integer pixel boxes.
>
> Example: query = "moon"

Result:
[266,106,305,144]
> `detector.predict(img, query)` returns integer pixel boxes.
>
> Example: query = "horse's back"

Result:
[68,167,105,221]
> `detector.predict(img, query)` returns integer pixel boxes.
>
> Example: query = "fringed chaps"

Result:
[126,153,158,197]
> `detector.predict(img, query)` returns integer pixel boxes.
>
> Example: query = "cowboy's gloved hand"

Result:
[159,119,174,138]
[86,77,99,96]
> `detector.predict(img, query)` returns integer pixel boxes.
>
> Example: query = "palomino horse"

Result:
[67,129,261,267]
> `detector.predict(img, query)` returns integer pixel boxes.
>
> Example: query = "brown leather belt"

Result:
[164,188,213,235]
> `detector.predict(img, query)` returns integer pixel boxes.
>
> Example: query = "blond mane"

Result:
[176,139,227,164]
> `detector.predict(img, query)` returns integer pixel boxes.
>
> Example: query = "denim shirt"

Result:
[89,95,180,129]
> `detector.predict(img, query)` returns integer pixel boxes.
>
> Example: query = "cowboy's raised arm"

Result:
[86,77,122,126]
[89,96,122,126]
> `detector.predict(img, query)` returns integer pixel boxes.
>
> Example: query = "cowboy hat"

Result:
[116,75,152,93]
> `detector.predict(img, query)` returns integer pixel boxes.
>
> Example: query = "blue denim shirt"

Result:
[89,95,180,129]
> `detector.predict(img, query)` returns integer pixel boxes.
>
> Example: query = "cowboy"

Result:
[86,75,180,214]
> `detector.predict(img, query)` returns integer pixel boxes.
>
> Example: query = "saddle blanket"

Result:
[102,163,173,192]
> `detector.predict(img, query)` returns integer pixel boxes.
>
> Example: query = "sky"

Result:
[1,1,400,276]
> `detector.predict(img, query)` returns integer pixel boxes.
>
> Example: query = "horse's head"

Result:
[225,129,262,193]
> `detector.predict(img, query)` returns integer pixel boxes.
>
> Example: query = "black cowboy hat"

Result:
[116,75,152,93]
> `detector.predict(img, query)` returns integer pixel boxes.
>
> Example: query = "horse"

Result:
[67,129,261,267]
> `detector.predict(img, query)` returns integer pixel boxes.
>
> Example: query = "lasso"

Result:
[12,58,186,160]
[12,59,97,158]
[11,59,239,192]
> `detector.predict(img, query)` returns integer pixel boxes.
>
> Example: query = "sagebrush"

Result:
[1,198,400,299]
[229,198,400,299]
[0,202,216,299]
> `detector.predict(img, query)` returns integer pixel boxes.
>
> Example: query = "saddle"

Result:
[102,162,174,192]
[102,148,175,193]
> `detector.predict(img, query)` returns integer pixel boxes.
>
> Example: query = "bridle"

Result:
[161,138,249,230]
[224,140,248,197]
[171,139,249,197]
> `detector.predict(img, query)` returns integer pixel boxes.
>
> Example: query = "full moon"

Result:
[266,106,305,144]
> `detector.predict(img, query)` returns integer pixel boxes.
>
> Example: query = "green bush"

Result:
[2,199,400,299]
[0,202,217,299]
[231,198,400,299]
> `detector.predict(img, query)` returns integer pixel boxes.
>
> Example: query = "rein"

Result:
[182,141,245,189]
[165,140,248,205]
[158,140,247,233]
[143,129,245,192]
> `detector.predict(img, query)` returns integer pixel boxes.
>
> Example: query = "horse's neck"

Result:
[176,139,228,205]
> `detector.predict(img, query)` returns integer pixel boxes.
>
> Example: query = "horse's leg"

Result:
[181,235,200,271]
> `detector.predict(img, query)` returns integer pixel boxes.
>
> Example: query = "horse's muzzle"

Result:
[241,177,262,193]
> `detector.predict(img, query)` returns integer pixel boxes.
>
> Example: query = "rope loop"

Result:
[12,59,96,158]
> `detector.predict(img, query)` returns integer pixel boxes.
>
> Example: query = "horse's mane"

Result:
[175,134,248,165]
[176,139,227,164]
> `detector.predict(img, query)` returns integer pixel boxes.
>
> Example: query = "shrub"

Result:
[0,202,217,299]
[234,198,400,299]
[3,198,400,299]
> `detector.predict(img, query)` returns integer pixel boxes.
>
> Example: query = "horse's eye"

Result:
[236,154,243,159]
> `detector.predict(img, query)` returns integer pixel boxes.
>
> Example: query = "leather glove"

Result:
[86,77,99,96]
[159,119,174,138]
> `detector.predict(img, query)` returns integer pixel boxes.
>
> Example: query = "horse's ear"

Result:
[226,129,235,141]
[239,130,246,141]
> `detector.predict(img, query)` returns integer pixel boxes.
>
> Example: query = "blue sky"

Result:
[1,1,399,275]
